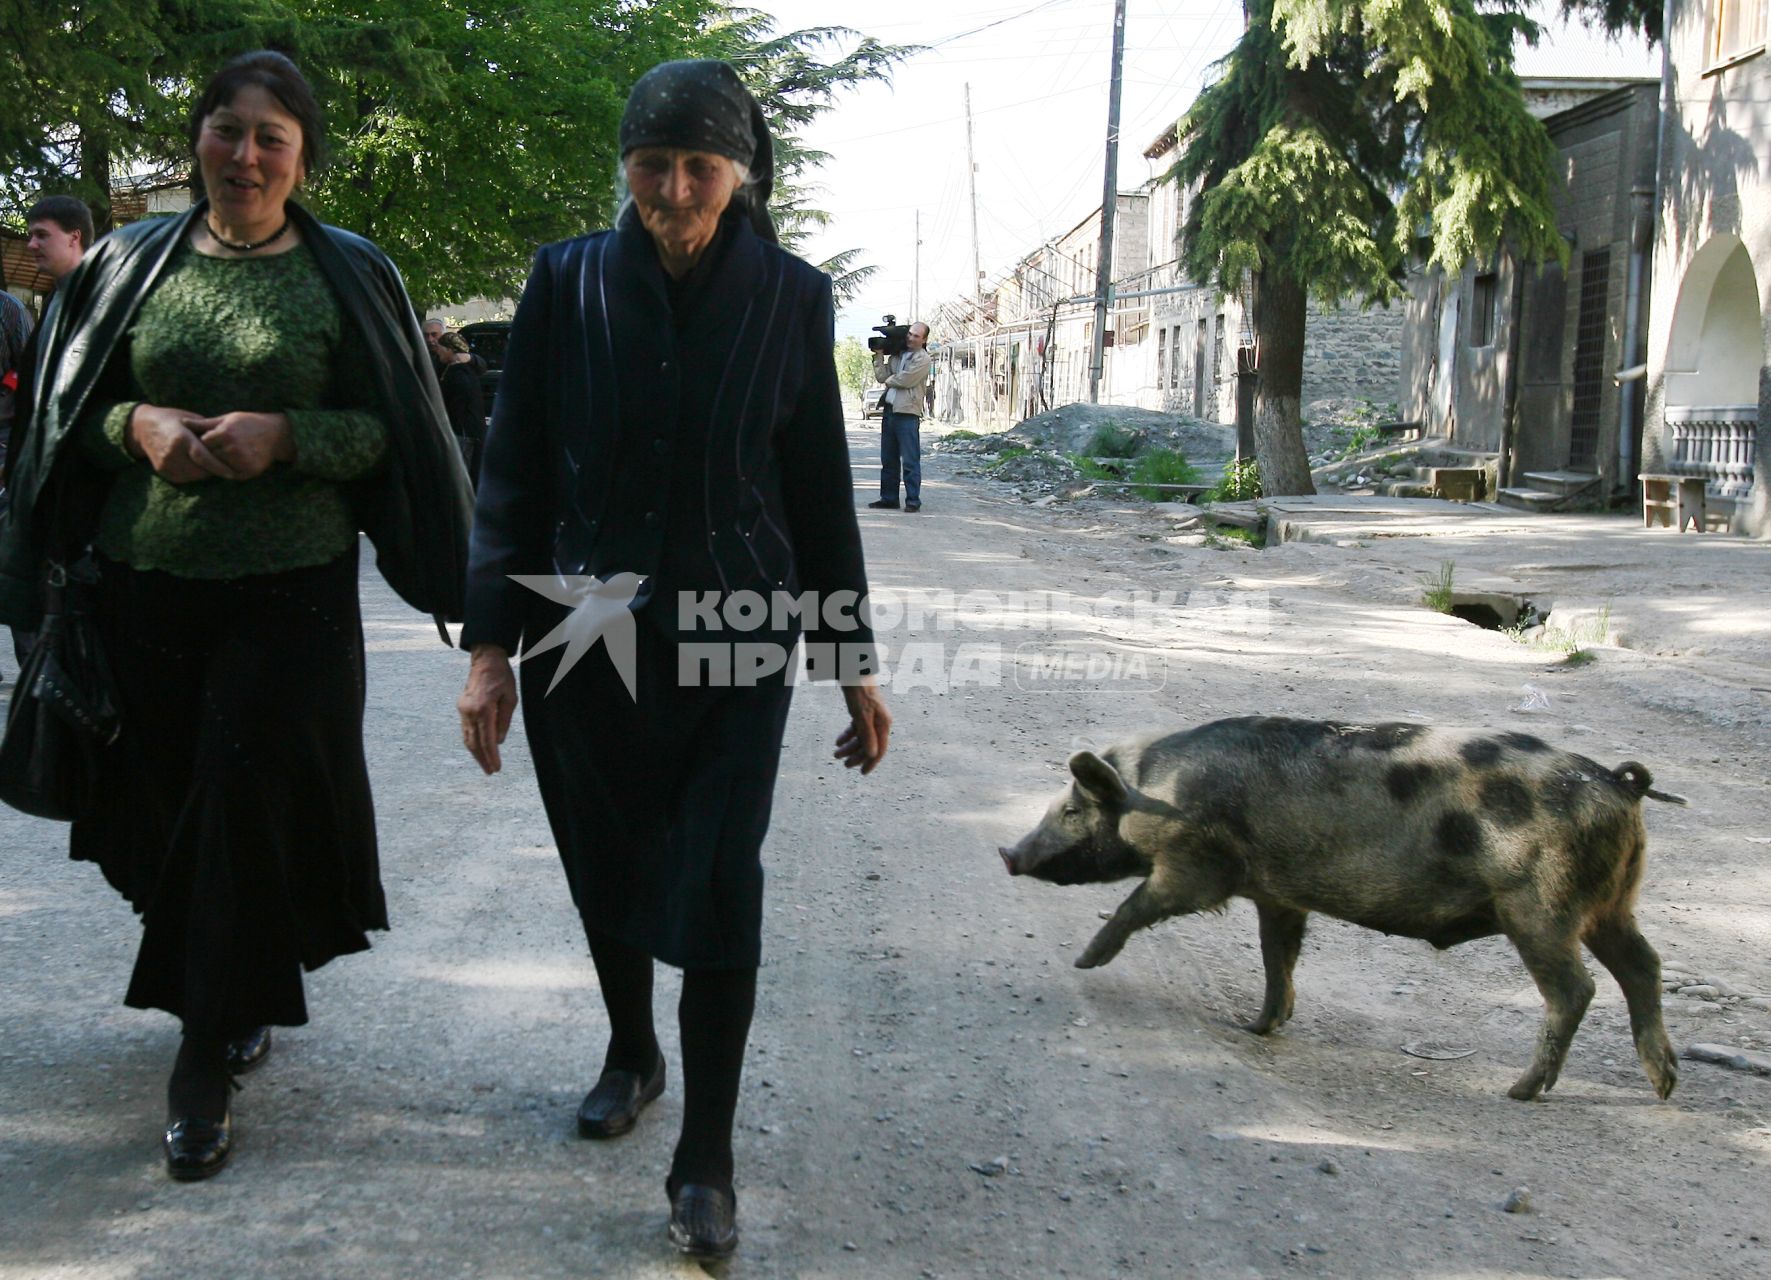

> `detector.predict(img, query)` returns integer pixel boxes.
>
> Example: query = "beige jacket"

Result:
[873,347,931,416]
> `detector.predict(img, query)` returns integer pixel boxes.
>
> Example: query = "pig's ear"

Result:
[1068,751,1130,807]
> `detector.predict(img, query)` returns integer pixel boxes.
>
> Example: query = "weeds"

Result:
[1207,525,1264,549]
[1420,561,1456,613]
[944,429,981,442]
[983,446,1032,471]
[1505,603,1612,664]
[1068,454,1123,482]
[1129,448,1199,501]
[1208,457,1262,503]
[1083,422,1142,458]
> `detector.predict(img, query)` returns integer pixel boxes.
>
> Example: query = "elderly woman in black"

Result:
[456,61,890,1258]
[0,51,470,1180]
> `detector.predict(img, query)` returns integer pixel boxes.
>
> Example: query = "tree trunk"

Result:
[1250,268,1316,496]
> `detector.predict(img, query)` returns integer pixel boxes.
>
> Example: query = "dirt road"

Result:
[3,417,1767,1278]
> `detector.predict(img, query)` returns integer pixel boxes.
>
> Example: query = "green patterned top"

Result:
[80,236,387,578]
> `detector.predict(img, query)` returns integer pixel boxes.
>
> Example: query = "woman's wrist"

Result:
[123,403,147,458]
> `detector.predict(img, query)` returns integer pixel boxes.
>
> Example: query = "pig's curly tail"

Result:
[1614,761,1689,806]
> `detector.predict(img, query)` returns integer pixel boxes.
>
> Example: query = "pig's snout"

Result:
[999,846,1023,876]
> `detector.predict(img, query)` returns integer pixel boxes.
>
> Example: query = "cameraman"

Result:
[868,321,931,512]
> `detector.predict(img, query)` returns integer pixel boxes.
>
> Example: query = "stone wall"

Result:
[1302,298,1406,408]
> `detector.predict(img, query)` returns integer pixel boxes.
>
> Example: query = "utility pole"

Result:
[1088,0,1127,404]
[965,83,984,425]
[912,209,921,320]
[965,83,981,298]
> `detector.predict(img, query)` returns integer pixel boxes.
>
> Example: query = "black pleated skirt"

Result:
[70,550,382,1031]
[520,612,795,970]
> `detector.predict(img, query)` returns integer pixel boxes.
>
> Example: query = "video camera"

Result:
[868,314,911,357]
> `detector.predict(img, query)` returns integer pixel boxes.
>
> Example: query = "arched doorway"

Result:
[1663,236,1761,500]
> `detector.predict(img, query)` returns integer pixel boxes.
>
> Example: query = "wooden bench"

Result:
[1639,472,1708,532]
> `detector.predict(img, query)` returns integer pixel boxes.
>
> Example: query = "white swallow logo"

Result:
[508,572,647,698]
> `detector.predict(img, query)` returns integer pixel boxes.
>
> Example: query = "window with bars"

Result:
[1157,328,1167,390]
[1195,319,1209,416]
[1169,325,1183,391]
[1569,249,1612,471]
[1709,0,1767,65]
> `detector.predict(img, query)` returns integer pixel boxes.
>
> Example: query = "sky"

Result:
[750,0,1658,341]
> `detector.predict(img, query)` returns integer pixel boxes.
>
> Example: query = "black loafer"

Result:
[576,1055,665,1139]
[164,1110,233,1181]
[904,501,922,512]
[668,1183,738,1258]
[866,499,899,509]
[225,1026,272,1075]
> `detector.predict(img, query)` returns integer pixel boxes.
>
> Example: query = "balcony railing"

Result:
[1666,404,1757,500]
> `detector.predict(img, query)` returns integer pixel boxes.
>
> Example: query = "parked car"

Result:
[862,387,887,419]
[457,320,511,407]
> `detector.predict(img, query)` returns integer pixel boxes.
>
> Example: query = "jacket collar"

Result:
[610,204,764,342]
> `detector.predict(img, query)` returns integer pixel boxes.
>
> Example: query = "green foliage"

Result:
[1420,561,1456,613]
[1176,0,1564,307]
[984,446,1032,470]
[0,2,911,306]
[1208,458,1263,503]
[1208,525,1265,549]
[943,429,981,442]
[1130,449,1199,502]
[1083,422,1142,458]
[1068,454,1122,482]
[834,338,872,401]
[1505,602,1613,662]
[1559,0,1659,42]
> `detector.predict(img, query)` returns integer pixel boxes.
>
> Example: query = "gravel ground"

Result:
[2,415,1767,1278]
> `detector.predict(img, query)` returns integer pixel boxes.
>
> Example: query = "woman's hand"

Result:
[187,411,297,480]
[835,679,891,775]
[126,403,238,483]
[459,644,519,775]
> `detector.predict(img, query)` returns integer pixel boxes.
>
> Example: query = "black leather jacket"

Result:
[0,201,472,634]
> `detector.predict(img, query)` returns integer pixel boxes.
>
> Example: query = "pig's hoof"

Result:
[1646,1049,1678,1100]
[1506,1076,1546,1102]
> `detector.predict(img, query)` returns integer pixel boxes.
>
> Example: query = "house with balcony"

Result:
[1643,0,1767,533]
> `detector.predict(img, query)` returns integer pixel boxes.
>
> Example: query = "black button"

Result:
[644,511,661,529]
[652,437,669,455]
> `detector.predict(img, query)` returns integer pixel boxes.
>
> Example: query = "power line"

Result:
[929,0,1084,48]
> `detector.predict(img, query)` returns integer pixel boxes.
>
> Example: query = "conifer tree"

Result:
[1173,0,1565,494]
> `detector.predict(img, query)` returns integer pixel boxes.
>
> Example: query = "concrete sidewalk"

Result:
[1233,495,1771,686]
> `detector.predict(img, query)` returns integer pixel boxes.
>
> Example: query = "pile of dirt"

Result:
[1302,397,1401,465]
[1003,403,1235,463]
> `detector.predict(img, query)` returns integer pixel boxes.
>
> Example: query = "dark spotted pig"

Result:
[999,717,1685,1101]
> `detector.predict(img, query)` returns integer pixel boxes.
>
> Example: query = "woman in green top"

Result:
[29,51,470,1182]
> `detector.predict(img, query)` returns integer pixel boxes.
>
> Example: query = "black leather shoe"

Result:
[164,1110,233,1181]
[225,1026,272,1075]
[576,1055,665,1139]
[668,1183,738,1258]
[904,501,922,512]
[866,499,899,509]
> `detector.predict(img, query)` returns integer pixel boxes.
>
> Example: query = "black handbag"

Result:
[0,543,120,822]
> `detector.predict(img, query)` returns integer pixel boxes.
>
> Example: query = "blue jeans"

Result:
[879,409,921,505]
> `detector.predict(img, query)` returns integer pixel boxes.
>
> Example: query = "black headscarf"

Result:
[619,59,777,244]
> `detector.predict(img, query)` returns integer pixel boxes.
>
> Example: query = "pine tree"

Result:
[1172,0,1565,495]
